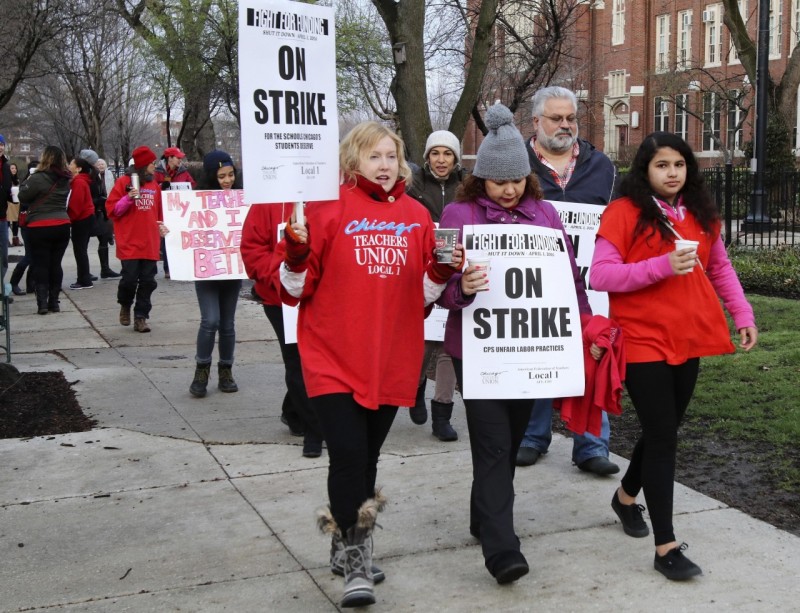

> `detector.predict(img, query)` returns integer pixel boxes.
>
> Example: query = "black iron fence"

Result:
[702,166,800,248]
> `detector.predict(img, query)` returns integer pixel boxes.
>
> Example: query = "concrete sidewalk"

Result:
[1,243,798,612]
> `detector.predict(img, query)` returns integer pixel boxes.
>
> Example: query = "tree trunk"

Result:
[373,0,432,164]
[448,0,498,140]
[178,84,217,158]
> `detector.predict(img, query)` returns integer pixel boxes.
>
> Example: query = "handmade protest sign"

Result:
[550,201,608,317]
[461,224,585,399]
[238,0,339,203]
[162,190,250,281]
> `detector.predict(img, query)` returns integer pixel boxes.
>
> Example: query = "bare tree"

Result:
[116,0,238,159]
[0,0,68,112]
[723,0,800,138]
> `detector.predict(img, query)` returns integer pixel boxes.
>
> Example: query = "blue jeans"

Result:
[520,398,610,464]
[194,279,241,365]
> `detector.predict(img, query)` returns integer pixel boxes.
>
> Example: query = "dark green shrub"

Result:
[728,245,800,299]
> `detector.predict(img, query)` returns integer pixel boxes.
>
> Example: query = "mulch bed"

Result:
[0,370,96,439]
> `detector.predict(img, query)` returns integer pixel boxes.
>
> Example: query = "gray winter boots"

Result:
[317,490,386,608]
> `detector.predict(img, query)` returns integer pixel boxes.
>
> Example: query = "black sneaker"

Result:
[654,543,702,581]
[69,282,93,290]
[611,490,650,537]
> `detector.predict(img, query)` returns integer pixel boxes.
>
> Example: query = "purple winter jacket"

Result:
[437,194,592,360]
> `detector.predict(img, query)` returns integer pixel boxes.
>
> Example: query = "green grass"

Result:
[686,294,800,490]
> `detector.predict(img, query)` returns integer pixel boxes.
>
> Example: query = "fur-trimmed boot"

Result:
[317,491,387,608]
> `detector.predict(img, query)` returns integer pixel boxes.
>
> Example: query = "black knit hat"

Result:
[203,150,234,176]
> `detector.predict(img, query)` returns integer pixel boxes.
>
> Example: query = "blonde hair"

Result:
[339,122,411,184]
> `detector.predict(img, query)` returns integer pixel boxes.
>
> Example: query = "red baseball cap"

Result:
[163,147,186,159]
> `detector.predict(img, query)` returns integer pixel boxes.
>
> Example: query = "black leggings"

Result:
[621,359,700,546]
[310,393,397,533]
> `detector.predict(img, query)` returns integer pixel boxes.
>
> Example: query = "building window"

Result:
[608,70,626,97]
[703,92,721,151]
[678,10,693,70]
[654,97,670,131]
[704,4,722,67]
[612,0,625,45]
[675,94,689,141]
[727,90,744,150]
[656,14,671,72]
[770,0,783,58]
[20,143,31,153]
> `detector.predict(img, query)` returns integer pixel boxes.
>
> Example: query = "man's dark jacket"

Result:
[525,137,616,205]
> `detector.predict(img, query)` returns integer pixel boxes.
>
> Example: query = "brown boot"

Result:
[133,317,151,333]
[119,305,131,326]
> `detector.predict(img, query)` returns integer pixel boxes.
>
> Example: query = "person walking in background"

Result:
[241,191,325,459]
[406,130,466,441]
[91,155,121,279]
[280,122,461,607]
[591,131,757,580]
[106,146,167,333]
[79,150,117,278]
[18,146,72,314]
[67,157,98,290]
[187,150,242,398]
[8,161,39,296]
[154,147,195,279]
[437,103,592,585]
[8,163,21,247]
[517,85,620,476]
[0,135,11,280]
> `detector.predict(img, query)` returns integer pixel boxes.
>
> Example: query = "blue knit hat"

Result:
[0,135,5,145]
[473,103,531,181]
[203,150,234,176]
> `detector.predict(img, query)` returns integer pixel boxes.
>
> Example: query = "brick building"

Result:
[463,1,800,168]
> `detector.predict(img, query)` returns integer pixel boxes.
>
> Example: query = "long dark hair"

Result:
[198,165,242,190]
[618,131,718,240]
[456,173,543,203]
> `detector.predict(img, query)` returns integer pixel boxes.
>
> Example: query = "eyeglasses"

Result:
[540,114,578,125]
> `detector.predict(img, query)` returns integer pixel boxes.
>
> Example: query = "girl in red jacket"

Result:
[106,146,168,333]
[67,157,99,289]
[591,132,757,581]
[281,122,462,608]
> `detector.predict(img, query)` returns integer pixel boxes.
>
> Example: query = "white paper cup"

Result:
[675,239,699,270]
[470,257,490,291]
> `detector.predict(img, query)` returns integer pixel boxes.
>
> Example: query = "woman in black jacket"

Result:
[18,146,72,314]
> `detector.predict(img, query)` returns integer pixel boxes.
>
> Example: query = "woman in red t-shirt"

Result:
[280,122,462,608]
[67,157,99,289]
[591,132,757,581]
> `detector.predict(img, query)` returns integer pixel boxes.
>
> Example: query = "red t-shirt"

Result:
[597,197,734,364]
[281,183,437,409]
[106,175,163,261]
[240,202,294,306]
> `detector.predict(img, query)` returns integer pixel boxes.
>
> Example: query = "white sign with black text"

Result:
[461,224,585,399]
[238,0,339,203]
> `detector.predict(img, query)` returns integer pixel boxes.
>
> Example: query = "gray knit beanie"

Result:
[473,103,531,180]
[78,149,100,165]
[424,130,461,164]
